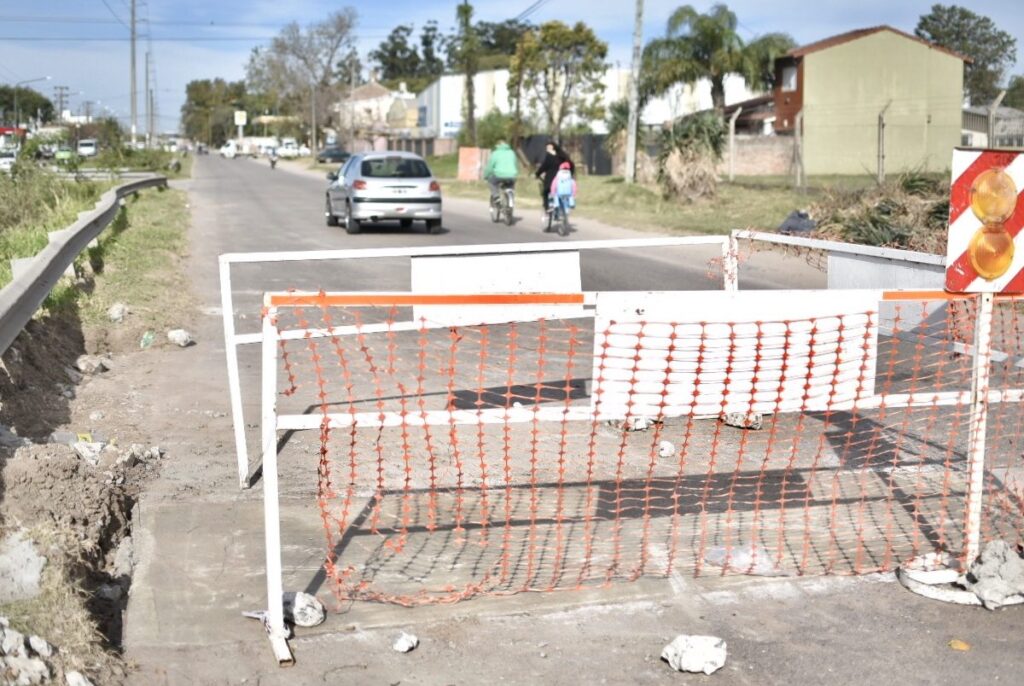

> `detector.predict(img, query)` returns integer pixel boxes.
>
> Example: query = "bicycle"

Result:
[489,179,515,226]
[545,193,572,237]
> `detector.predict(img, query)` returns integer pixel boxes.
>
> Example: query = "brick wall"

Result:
[717,135,794,176]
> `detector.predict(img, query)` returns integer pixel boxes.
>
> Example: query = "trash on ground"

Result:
[704,543,787,577]
[283,591,325,628]
[661,634,727,675]
[139,331,156,349]
[658,440,675,458]
[948,639,971,651]
[777,209,816,236]
[392,632,419,653]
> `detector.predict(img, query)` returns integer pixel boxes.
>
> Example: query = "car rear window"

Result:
[360,157,431,178]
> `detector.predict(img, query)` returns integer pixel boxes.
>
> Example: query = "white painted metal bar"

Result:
[723,234,739,292]
[733,229,946,266]
[275,388,1024,432]
[260,309,292,664]
[963,292,994,567]
[221,236,728,265]
[220,258,250,488]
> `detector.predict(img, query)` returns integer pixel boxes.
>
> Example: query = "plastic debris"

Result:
[948,639,971,651]
[661,635,727,675]
[139,331,156,349]
[392,632,419,653]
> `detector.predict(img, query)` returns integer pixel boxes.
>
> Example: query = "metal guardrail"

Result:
[0,174,168,356]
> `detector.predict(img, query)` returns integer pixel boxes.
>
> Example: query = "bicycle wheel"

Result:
[489,200,499,223]
[559,208,569,236]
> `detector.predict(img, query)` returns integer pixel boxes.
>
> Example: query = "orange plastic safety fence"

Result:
[266,296,1024,607]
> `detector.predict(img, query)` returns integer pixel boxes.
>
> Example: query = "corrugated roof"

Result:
[788,25,971,63]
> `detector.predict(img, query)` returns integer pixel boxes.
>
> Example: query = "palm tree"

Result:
[641,4,794,112]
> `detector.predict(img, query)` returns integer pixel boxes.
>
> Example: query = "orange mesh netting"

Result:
[266,293,1024,607]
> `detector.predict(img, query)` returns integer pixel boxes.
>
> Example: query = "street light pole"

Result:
[13,76,51,131]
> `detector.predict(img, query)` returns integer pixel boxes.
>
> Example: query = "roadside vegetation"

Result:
[0,164,106,287]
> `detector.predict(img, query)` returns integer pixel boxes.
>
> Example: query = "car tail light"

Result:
[429,181,441,192]
[352,179,367,190]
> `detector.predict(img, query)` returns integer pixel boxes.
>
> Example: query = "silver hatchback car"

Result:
[325,151,443,234]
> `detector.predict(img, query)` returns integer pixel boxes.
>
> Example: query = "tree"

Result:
[916,4,1017,105]
[370,25,421,86]
[509,21,608,137]
[246,9,358,142]
[1006,75,1024,110]
[180,78,246,146]
[451,2,481,145]
[641,4,794,112]
[419,21,445,80]
[0,86,55,125]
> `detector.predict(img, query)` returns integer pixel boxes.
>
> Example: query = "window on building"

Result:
[781,66,797,92]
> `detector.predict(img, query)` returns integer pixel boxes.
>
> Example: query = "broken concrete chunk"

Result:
[27,636,52,659]
[167,329,193,347]
[661,635,727,675]
[75,355,110,375]
[1,625,27,657]
[721,411,763,430]
[66,672,95,686]
[282,592,325,628]
[628,416,655,432]
[658,440,675,458]
[0,531,47,604]
[113,536,134,579]
[964,540,1024,610]
[107,303,129,323]
[3,654,51,684]
[392,632,419,653]
[72,442,106,466]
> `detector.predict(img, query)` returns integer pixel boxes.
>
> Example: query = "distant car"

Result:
[0,149,16,174]
[219,142,237,159]
[316,147,350,164]
[77,139,98,157]
[325,151,442,234]
[54,146,75,162]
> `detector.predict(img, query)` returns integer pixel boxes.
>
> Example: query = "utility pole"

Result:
[144,50,150,148]
[149,89,155,147]
[130,0,137,145]
[987,90,1007,147]
[624,0,644,183]
[793,109,804,191]
[349,59,356,151]
[728,106,742,182]
[311,84,317,152]
[877,100,891,184]
[83,101,93,124]
[54,86,69,123]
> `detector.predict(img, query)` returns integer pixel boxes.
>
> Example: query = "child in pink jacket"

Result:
[549,161,577,210]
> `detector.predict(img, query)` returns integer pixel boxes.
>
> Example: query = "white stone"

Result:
[661,635,727,675]
[65,671,95,686]
[167,329,193,347]
[75,355,109,375]
[72,441,105,466]
[107,303,128,323]
[27,636,52,658]
[4,654,50,684]
[392,631,419,653]
[88,410,105,422]
[282,592,325,628]
[0,425,29,449]
[658,440,675,458]
[0,531,46,604]
[628,416,655,432]
[1,626,27,657]
[721,411,763,430]
[113,536,134,579]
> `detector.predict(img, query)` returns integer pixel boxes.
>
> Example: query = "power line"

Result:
[0,14,393,30]
[98,0,129,30]
[515,0,553,22]
[0,35,389,42]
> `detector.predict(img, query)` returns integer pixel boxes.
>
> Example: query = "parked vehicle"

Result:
[219,141,237,159]
[0,149,16,174]
[76,138,98,158]
[54,146,75,163]
[316,147,350,164]
[325,151,442,234]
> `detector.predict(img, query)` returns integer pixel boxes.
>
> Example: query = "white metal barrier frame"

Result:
[255,287,1021,663]
[219,237,739,489]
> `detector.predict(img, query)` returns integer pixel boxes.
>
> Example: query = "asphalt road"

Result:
[188,155,824,322]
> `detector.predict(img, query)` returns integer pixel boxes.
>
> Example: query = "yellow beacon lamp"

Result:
[968,168,1016,280]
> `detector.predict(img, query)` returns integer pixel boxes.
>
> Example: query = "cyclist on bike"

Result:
[535,140,575,225]
[484,140,519,206]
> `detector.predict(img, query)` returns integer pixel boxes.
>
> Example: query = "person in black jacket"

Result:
[534,141,575,225]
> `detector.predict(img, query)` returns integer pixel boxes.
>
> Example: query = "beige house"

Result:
[774,26,968,175]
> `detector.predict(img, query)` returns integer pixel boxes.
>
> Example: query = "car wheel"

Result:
[326,197,339,226]
[426,219,442,234]
[345,203,361,235]
[400,219,413,229]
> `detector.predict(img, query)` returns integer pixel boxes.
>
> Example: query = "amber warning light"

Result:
[945,149,1024,294]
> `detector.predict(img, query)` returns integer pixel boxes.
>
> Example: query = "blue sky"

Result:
[1,1,1022,133]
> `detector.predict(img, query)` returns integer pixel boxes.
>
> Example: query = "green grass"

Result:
[79,187,193,333]
[426,153,458,179]
[0,167,108,287]
[440,175,814,235]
